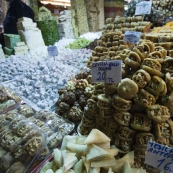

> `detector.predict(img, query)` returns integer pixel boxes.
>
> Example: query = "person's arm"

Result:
[14,1,25,19]
[14,1,35,22]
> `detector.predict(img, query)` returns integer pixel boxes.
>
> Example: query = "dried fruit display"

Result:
[125,0,162,23]
[103,16,151,34]
[55,70,94,124]
[80,32,173,171]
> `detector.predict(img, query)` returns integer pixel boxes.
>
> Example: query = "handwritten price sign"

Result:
[123,31,142,44]
[47,45,58,57]
[91,60,122,83]
[145,141,173,173]
[135,1,152,15]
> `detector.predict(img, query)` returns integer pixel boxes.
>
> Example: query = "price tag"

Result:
[91,60,122,83]
[135,1,152,15]
[123,31,142,44]
[145,141,173,173]
[47,45,58,57]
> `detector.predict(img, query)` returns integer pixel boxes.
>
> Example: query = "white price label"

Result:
[145,141,173,173]
[91,60,122,83]
[123,31,142,44]
[135,1,152,15]
[47,45,58,57]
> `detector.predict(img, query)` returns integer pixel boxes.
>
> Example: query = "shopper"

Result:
[0,0,35,47]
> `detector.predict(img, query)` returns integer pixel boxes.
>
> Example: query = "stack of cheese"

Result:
[71,9,79,38]
[0,44,5,61]
[71,0,89,36]
[17,17,45,50]
[37,6,52,21]
[58,10,75,39]
[14,41,29,55]
[84,0,99,32]
[98,0,105,30]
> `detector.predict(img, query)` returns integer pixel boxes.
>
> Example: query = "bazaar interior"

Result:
[0,0,173,172]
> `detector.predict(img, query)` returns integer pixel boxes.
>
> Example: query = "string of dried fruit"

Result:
[55,70,94,125]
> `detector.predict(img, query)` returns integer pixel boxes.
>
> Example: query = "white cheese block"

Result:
[18,17,33,22]
[17,26,38,31]
[14,50,29,55]
[16,42,26,47]
[17,21,37,29]
[18,29,45,50]
[14,45,29,52]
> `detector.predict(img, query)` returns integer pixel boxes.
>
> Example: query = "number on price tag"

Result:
[135,1,152,15]
[123,31,142,44]
[91,60,122,83]
[145,141,173,173]
[47,45,58,57]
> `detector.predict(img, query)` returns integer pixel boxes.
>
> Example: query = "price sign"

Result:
[135,1,152,15]
[123,31,142,44]
[47,45,58,57]
[145,141,173,173]
[91,60,122,83]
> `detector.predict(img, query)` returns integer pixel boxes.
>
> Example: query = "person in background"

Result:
[0,0,35,47]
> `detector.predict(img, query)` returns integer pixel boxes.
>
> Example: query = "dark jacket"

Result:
[3,0,34,34]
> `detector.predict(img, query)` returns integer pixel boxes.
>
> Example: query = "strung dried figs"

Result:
[68,106,83,122]
[75,89,84,100]
[79,95,87,109]
[62,92,76,106]
[56,102,70,115]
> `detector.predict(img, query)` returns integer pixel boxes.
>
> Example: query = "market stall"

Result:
[1,0,173,172]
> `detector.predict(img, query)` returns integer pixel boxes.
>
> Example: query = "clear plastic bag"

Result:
[0,85,22,114]
[0,114,47,173]
[31,110,75,159]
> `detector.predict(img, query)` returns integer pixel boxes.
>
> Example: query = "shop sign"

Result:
[47,45,58,57]
[123,31,142,44]
[145,141,173,173]
[91,60,122,83]
[135,1,152,15]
